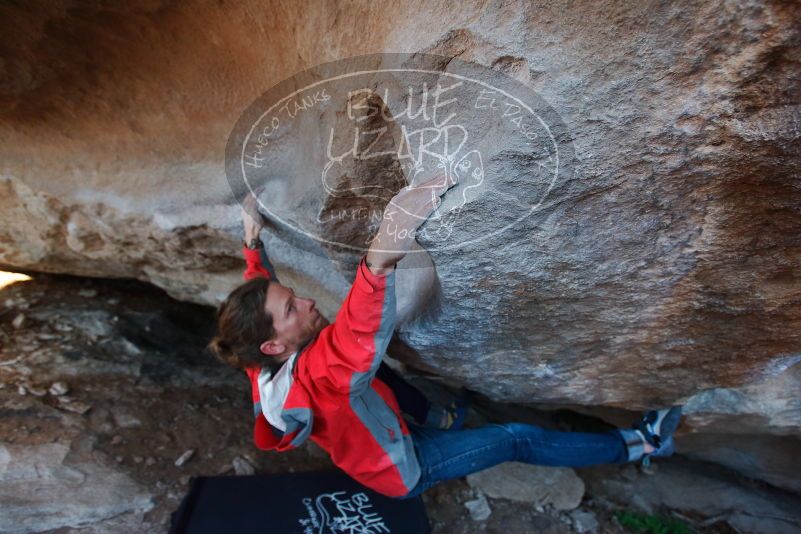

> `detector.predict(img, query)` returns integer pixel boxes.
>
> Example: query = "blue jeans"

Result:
[398,421,629,498]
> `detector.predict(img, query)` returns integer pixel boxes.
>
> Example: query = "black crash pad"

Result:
[169,471,429,533]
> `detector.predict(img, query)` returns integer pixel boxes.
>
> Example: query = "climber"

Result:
[208,172,682,499]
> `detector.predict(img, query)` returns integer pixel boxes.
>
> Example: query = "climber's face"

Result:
[258,282,329,360]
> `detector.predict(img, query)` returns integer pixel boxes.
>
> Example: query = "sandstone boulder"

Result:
[1,0,799,490]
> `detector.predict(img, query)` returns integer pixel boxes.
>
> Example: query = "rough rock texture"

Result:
[1,0,800,493]
[582,459,801,534]
[466,462,585,511]
[680,360,801,493]
[0,440,154,533]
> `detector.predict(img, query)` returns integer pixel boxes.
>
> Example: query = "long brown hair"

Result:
[207,277,283,373]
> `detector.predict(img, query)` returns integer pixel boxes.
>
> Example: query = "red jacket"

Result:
[240,245,421,497]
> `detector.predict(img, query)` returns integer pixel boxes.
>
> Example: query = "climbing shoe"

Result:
[619,406,682,464]
[426,391,470,430]
[441,394,470,431]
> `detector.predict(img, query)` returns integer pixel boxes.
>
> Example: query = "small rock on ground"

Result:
[569,509,599,533]
[232,455,255,475]
[464,492,492,521]
[174,449,195,467]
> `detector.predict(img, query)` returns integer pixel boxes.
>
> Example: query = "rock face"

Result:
[1,0,799,492]
[0,441,154,532]
[681,361,801,493]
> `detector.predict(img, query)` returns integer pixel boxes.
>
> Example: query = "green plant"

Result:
[615,510,694,534]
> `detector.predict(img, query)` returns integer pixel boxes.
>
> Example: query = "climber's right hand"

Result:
[365,172,457,273]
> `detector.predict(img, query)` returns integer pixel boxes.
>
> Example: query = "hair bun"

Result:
[208,336,230,356]
[208,336,247,369]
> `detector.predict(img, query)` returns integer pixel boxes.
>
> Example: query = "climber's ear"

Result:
[259,340,285,356]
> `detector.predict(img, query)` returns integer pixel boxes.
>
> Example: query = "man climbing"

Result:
[208,172,681,498]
